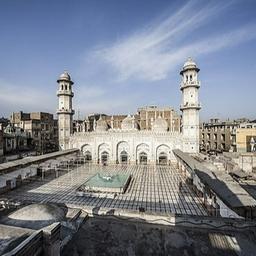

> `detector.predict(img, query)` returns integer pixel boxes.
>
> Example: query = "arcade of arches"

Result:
[81,142,173,165]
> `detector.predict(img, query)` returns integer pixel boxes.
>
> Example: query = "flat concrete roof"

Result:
[173,149,256,209]
[0,149,79,173]
[62,216,256,256]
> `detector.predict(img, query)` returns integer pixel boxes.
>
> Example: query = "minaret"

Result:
[57,71,74,150]
[180,57,201,153]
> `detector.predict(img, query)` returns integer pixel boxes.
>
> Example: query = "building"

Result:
[3,124,30,154]
[0,127,4,162]
[57,58,201,164]
[236,121,256,153]
[74,107,181,133]
[200,118,239,153]
[10,111,59,154]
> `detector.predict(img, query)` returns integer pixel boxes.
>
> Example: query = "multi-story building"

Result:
[0,127,4,162]
[236,121,256,153]
[200,118,239,153]
[10,111,59,154]
[137,106,181,132]
[3,124,30,154]
[73,107,181,133]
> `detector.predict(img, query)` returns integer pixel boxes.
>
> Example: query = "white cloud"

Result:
[88,1,256,82]
[0,79,56,115]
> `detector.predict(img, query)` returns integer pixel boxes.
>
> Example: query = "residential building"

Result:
[236,122,256,153]
[200,118,240,153]
[10,111,59,154]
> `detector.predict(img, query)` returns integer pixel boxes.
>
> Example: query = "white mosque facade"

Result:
[56,58,201,165]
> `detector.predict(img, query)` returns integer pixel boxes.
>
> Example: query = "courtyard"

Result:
[1,164,207,216]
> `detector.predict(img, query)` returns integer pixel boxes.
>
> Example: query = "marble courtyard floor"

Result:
[2,164,208,216]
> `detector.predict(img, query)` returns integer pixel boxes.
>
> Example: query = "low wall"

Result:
[68,205,256,232]
[2,223,61,256]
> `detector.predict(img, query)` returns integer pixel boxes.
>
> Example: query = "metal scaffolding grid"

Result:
[2,164,208,216]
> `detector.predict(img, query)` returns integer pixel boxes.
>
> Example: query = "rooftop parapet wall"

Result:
[0,148,79,174]
[2,223,61,256]
[173,149,256,218]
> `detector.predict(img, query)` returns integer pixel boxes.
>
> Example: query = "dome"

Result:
[96,116,108,132]
[121,115,138,130]
[5,203,66,229]
[152,116,168,132]
[57,71,74,84]
[180,57,200,74]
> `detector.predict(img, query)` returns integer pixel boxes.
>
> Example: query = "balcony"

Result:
[180,103,201,110]
[180,80,200,90]
[56,108,75,115]
[57,90,74,97]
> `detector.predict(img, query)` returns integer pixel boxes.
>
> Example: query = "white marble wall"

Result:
[69,130,183,164]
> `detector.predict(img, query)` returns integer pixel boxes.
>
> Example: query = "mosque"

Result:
[56,58,201,165]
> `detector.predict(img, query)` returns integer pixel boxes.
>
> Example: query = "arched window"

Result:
[158,152,168,165]
[65,85,67,90]
[84,151,92,162]
[101,151,109,165]
[120,150,128,163]
[139,152,147,165]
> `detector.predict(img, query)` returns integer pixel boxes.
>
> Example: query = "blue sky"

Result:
[0,0,256,121]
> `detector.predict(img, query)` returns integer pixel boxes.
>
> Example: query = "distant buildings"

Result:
[0,128,3,162]
[200,118,256,154]
[200,118,239,153]
[236,121,256,153]
[3,124,30,154]
[73,106,181,133]
[10,111,59,154]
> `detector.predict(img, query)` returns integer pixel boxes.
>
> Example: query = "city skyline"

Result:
[0,0,256,121]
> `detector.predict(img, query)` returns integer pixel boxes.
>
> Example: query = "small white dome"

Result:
[183,57,197,68]
[57,71,73,84]
[96,116,108,131]
[121,115,138,130]
[180,57,199,74]
[152,116,168,132]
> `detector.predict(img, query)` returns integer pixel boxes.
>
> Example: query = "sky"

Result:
[0,0,256,122]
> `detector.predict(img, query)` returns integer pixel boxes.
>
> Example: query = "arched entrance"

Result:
[84,151,92,162]
[156,144,170,165]
[139,152,147,165]
[136,143,150,165]
[116,141,129,164]
[158,152,168,165]
[101,151,109,165]
[120,150,128,164]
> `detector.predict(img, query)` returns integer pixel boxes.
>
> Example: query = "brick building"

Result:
[10,111,59,154]
[200,118,239,153]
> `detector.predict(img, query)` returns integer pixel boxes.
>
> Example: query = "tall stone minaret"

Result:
[57,71,74,150]
[180,58,201,153]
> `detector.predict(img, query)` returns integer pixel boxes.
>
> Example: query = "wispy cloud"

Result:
[87,1,256,82]
[0,79,56,114]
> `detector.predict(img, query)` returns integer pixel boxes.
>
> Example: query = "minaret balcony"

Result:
[57,90,74,97]
[180,103,201,110]
[180,81,200,90]
[56,108,75,115]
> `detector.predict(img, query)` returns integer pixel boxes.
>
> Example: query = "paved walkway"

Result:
[2,164,207,216]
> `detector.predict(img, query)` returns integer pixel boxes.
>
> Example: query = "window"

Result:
[65,85,67,90]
